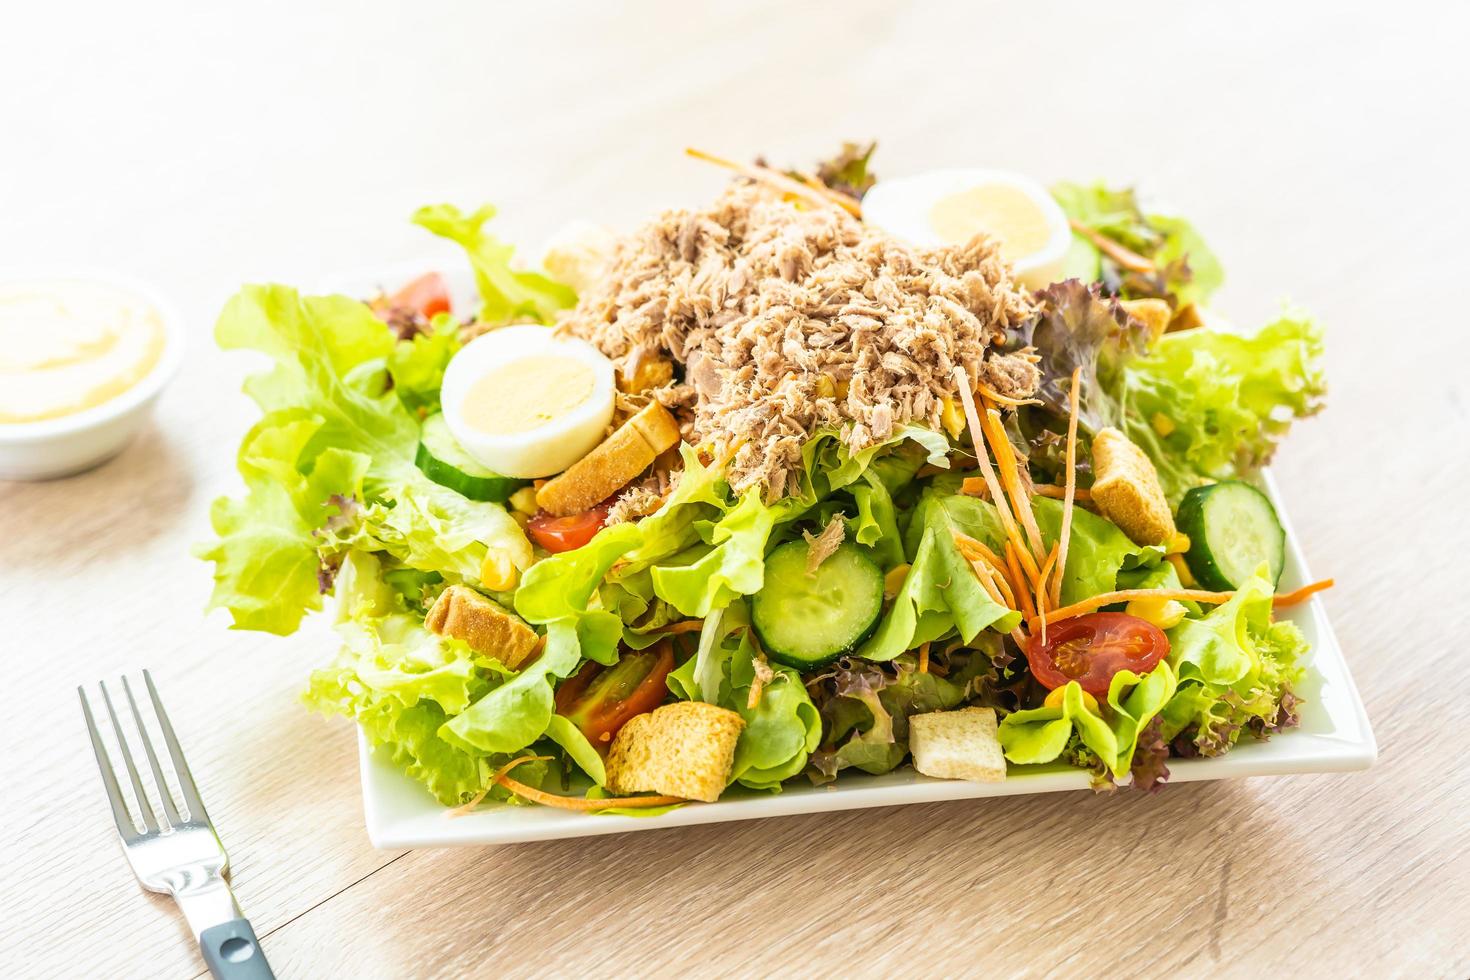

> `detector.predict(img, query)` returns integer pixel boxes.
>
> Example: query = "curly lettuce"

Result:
[1160,568,1307,755]
[1118,314,1326,502]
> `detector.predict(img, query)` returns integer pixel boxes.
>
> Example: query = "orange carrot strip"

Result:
[685,147,861,217]
[969,480,1091,502]
[965,557,1029,650]
[1004,542,1039,624]
[497,775,688,811]
[1068,218,1155,273]
[917,641,931,674]
[1034,543,1060,644]
[448,755,551,817]
[1052,367,1083,611]
[1272,578,1335,608]
[980,405,1047,565]
[952,367,1033,577]
[1029,588,1235,630]
[975,380,1043,408]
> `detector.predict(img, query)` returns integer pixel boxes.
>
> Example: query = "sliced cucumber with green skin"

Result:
[751,540,884,670]
[1176,481,1286,590]
[414,413,526,503]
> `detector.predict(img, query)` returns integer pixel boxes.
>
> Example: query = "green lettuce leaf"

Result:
[1050,181,1223,308]
[1117,314,1326,502]
[1160,568,1307,755]
[668,616,822,791]
[997,661,1177,777]
[386,313,461,416]
[304,611,522,805]
[412,203,576,325]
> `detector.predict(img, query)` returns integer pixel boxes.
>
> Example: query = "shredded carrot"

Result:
[1004,542,1039,624]
[1053,366,1083,612]
[1033,484,1091,501]
[975,379,1043,408]
[685,147,861,217]
[793,169,868,217]
[1068,218,1156,273]
[952,532,1011,587]
[962,554,1026,648]
[448,755,551,817]
[497,775,688,811]
[917,641,931,674]
[1032,578,1336,630]
[952,367,1035,579]
[1272,578,1334,608]
[979,404,1047,565]
[1034,543,1060,644]
[1029,588,1234,630]
[968,479,1091,502]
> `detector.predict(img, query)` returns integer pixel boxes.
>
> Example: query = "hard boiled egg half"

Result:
[861,169,1071,289]
[440,325,615,479]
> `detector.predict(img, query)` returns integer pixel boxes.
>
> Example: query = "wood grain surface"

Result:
[3,2,1467,977]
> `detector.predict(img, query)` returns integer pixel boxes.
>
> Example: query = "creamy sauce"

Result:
[929,183,1053,260]
[0,279,167,423]
[462,355,596,435]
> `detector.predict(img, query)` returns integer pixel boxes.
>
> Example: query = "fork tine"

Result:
[78,686,140,837]
[122,675,181,828]
[99,680,160,834]
[143,670,209,824]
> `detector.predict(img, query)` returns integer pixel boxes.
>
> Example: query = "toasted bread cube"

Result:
[909,707,1006,782]
[1119,298,1173,347]
[424,585,540,670]
[605,701,745,803]
[1090,427,1177,546]
[536,402,681,516]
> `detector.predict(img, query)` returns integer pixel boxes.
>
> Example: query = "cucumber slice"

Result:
[414,414,526,503]
[1176,481,1286,590]
[751,541,883,670]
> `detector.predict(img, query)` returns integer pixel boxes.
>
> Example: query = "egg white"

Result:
[862,169,1072,290]
[439,324,615,479]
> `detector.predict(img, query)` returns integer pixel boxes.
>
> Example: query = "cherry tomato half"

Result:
[527,504,609,553]
[387,272,452,319]
[1025,612,1169,697]
[554,640,675,746]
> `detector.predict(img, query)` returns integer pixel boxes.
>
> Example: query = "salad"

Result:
[199,143,1329,812]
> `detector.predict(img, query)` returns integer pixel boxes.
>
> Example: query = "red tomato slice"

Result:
[554,640,675,746]
[1025,612,1169,697]
[527,504,609,553]
[388,272,451,319]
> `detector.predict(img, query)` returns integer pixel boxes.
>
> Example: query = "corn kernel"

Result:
[1166,532,1191,555]
[1126,596,1187,629]
[509,487,539,516]
[1151,412,1176,437]
[1044,685,1100,713]
[940,397,966,439]
[884,563,911,598]
[835,379,850,399]
[479,549,519,592]
[816,374,837,399]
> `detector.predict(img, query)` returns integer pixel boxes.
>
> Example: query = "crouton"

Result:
[424,585,540,670]
[605,701,745,803]
[1119,298,1172,347]
[536,402,681,516]
[1089,427,1177,546]
[909,707,1006,783]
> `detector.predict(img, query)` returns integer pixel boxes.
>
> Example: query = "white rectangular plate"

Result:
[359,471,1375,847]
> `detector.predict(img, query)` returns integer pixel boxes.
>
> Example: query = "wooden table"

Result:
[4,2,1467,976]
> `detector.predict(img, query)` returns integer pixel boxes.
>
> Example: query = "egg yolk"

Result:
[462,355,595,435]
[928,183,1052,261]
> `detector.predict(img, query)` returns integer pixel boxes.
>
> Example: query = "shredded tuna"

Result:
[803,514,847,574]
[558,183,1038,497]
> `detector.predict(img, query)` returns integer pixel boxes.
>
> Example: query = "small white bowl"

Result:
[0,269,186,481]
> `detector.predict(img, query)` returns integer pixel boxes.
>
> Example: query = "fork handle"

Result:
[200,918,275,980]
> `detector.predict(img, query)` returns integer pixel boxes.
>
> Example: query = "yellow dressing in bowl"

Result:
[0,279,167,424]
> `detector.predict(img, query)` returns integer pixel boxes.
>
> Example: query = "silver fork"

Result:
[79,670,275,979]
